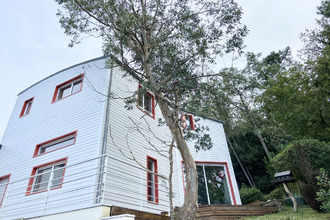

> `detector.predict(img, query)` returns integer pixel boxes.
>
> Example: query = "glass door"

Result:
[197,164,231,205]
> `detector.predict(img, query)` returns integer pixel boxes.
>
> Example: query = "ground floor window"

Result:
[147,156,159,203]
[197,164,231,205]
[26,158,67,195]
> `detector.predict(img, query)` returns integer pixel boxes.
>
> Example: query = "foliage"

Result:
[269,139,330,212]
[239,185,264,204]
[316,168,330,212]
[241,205,330,220]
[56,0,248,218]
[266,187,285,200]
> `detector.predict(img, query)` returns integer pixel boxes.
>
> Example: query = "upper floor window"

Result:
[181,114,195,130]
[52,75,84,103]
[26,158,67,195]
[147,156,159,203]
[0,175,10,206]
[19,97,34,117]
[138,85,155,118]
[33,131,77,157]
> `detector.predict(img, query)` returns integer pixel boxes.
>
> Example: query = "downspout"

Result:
[97,59,114,204]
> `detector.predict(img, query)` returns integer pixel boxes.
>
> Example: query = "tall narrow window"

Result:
[26,158,67,195]
[138,85,155,118]
[147,156,159,203]
[52,75,84,103]
[19,97,34,117]
[0,175,10,206]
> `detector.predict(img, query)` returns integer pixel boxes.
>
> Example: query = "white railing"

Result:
[0,155,171,220]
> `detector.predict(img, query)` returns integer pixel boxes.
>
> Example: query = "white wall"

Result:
[0,57,110,219]
[103,67,182,214]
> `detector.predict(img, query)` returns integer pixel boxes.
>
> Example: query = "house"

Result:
[0,57,241,220]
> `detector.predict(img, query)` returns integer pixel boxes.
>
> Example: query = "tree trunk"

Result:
[283,182,298,212]
[155,93,198,220]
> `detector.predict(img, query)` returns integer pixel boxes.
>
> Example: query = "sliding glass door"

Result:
[197,164,231,205]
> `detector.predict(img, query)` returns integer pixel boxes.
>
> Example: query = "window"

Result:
[138,85,155,118]
[19,97,34,117]
[33,131,77,157]
[26,158,67,195]
[181,114,195,130]
[196,163,231,205]
[52,75,84,102]
[0,175,10,207]
[147,156,158,203]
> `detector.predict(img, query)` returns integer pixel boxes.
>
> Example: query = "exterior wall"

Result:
[184,117,242,205]
[0,57,241,219]
[30,206,111,220]
[103,67,182,214]
[0,58,109,219]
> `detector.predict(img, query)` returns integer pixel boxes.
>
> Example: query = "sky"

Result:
[0,0,321,140]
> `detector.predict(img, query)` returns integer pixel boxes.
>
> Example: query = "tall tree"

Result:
[56,0,247,218]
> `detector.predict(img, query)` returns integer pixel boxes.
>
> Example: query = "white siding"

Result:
[103,67,182,214]
[0,57,241,219]
[187,117,241,205]
[0,58,109,219]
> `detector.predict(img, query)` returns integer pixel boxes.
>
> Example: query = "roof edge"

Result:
[18,56,106,95]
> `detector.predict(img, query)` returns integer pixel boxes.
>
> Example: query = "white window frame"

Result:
[32,162,65,193]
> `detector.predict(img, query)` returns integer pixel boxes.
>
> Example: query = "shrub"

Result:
[239,185,264,204]
[269,139,330,212]
[316,168,330,212]
[266,187,285,200]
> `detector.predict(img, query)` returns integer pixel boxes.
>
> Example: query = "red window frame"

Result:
[52,74,84,103]
[19,97,34,118]
[147,156,159,203]
[33,131,77,157]
[0,174,11,207]
[137,84,155,119]
[26,158,68,196]
[181,114,195,130]
[181,161,237,205]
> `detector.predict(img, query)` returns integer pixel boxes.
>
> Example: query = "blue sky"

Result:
[0,0,321,140]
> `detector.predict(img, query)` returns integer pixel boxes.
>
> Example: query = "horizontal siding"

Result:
[104,68,181,214]
[188,118,241,205]
[0,58,109,219]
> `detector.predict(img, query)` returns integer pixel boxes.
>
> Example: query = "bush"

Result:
[269,139,330,212]
[266,187,285,200]
[239,185,264,204]
[316,168,330,212]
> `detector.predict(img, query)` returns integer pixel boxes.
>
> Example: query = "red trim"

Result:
[33,131,77,157]
[26,157,68,196]
[0,174,11,207]
[181,114,195,130]
[19,97,34,118]
[137,84,155,119]
[147,156,159,204]
[194,161,237,205]
[51,74,84,103]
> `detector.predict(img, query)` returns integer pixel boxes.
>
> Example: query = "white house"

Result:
[0,57,241,220]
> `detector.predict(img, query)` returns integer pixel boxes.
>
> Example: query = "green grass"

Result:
[242,205,330,220]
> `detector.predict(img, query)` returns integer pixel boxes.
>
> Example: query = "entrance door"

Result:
[197,164,231,205]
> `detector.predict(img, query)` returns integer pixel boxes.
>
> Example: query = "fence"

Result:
[0,155,171,220]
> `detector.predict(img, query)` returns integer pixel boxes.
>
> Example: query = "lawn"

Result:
[241,205,330,220]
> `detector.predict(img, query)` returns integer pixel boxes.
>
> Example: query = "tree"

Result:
[56,0,247,218]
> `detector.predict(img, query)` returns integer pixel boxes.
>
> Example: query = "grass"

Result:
[241,205,330,220]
